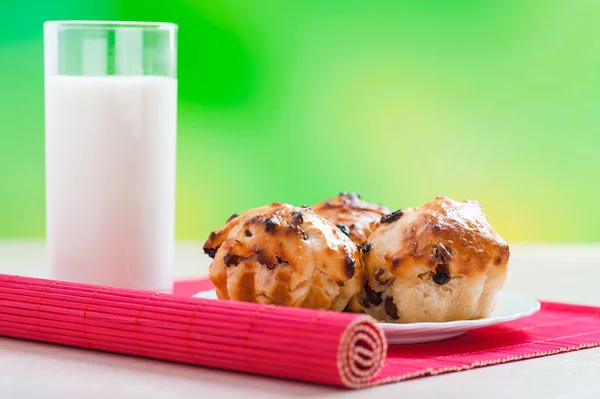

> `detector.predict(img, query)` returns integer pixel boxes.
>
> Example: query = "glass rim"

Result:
[44,20,177,31]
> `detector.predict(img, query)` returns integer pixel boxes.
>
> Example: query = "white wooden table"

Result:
[1,241,599,398]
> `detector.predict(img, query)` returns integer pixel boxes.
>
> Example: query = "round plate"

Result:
[193,290,540,344]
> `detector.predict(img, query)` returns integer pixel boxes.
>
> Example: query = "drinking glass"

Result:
[44,21,178,292]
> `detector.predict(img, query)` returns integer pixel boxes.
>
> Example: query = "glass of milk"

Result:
[44,21,177,292]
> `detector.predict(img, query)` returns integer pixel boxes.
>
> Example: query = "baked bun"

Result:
[312,192,390,313]
[358,196,509,323]
[311,192,390,246]
[204,203,364,311]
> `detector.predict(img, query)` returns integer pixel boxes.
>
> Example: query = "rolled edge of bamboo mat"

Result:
[0,274,386,388]
[337,316,387,388]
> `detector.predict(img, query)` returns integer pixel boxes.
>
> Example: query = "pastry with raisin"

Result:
[204,203,364,311]
[358,196,509,323]
[311,192,390,247]
[312,192,390,312]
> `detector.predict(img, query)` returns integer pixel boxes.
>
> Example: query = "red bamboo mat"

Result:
[0,274,385,388]
[175,278,600,386]
[1,274,599,388]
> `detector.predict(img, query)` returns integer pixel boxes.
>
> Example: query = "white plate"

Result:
[193,290,540,345]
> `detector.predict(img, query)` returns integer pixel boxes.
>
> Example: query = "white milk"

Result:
[45,75,177,292]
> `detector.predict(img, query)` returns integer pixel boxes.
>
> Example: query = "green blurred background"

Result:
[0,0,598,242]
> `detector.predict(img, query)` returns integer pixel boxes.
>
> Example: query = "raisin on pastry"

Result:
[204,203,364,311]
[358,196,509,323]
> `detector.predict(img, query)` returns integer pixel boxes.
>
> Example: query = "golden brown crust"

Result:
[204,203,364,311]
[359,196,509,323]
[311,192,390,246]
[363,196,509,280]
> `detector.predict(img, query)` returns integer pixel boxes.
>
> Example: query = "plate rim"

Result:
[378,291,541,331]
[193,289,541,331]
